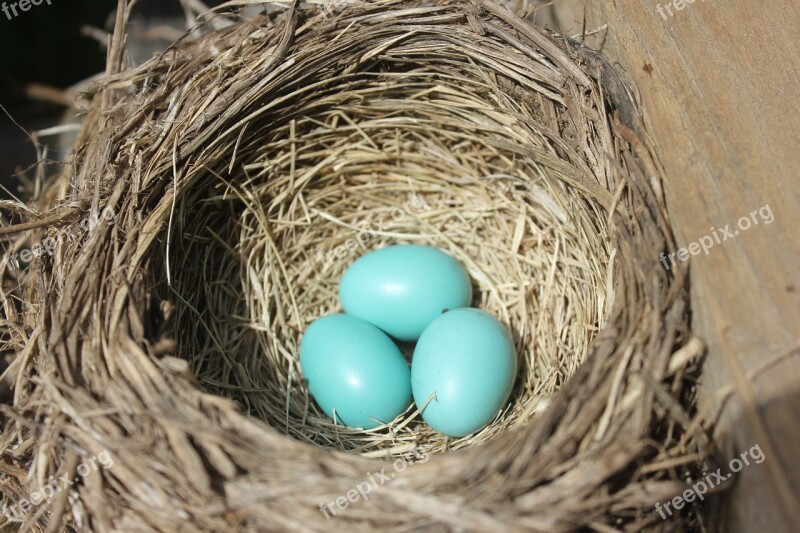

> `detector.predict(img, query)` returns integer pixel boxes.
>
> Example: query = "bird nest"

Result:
[0,1,706,530]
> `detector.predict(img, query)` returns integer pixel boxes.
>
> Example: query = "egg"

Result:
[339,245,472,341]
[411,308,517,437]
[300,314,411,429]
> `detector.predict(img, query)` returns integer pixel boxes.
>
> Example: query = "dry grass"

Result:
[0,1,706,531]
[168,68,612,455]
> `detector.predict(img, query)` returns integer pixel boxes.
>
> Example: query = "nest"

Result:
[1,1,707,530]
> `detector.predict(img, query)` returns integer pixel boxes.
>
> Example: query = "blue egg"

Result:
[300,314,411,429]
[411,308,516,437]
[339,245,472,342]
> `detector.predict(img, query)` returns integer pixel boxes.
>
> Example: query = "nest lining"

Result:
[158,62,613,456]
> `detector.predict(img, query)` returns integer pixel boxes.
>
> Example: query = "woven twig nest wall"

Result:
[0,0,707,530]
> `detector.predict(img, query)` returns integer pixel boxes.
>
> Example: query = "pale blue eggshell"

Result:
[300,314,411,429]
[411,308,517,437]
[339,245,472,341]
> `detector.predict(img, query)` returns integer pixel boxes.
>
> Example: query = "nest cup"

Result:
[0,1,704,530]
[169,75,613,454]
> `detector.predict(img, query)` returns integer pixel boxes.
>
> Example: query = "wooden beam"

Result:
[527,0,800,529]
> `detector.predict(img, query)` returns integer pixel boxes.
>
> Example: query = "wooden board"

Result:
[524,0,800,530]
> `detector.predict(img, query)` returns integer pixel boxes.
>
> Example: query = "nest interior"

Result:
[163,60,614,455]
[0,1,704,531]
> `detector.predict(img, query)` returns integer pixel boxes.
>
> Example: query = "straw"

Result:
[0,1,705,530]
